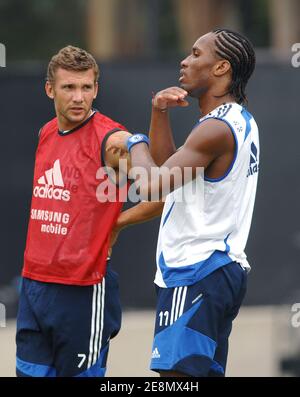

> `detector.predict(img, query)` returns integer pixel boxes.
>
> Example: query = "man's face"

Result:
[45,68,98,130]
[179,33,218,98]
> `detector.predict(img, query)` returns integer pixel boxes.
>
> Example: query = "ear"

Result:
[45,81,55,99]
[214,60,231,77]
[94,82,99,99]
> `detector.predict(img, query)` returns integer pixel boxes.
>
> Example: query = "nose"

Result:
[72,89,83,103]
[180,56,189,68]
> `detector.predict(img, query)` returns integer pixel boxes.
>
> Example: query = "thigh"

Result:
[150,264,247,377]
[150,279,221,377]
[209,264,248,376]
[53,267,121,377]
[16,278,56,377]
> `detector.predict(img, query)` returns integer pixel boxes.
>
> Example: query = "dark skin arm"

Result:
[129,118,235,200]
[109,201,164,251]
[103,131,164,254]
[105,119,235,251]
[104,130,132,185]
[149,87,188,165]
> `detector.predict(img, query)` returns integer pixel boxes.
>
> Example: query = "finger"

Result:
[106,145,119,154]
[157,91,188,104]
[154,94,184,107]
[177,99,189,107]
[156,90,186,100]
[177,101,189,107]
[169,87,188,97]
[159,87,188,98]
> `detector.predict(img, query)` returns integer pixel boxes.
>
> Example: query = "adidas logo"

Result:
[151,347,160,359]
[33,159,71,201]
[247,142,259,177]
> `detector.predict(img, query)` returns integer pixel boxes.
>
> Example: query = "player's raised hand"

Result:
[152,87,189,111]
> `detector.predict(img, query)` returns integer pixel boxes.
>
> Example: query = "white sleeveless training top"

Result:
[155,102,260,288]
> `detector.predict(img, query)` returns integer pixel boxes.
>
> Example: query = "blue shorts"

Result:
[16,267,121,377]
[150,262,247,377]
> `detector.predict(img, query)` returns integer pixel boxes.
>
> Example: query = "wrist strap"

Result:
[127,134,150,152]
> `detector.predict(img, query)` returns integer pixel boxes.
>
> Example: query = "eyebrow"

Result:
[61,83,93,87]
[192,46,202,53]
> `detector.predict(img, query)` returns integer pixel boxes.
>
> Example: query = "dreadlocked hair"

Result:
[212,28,256,105]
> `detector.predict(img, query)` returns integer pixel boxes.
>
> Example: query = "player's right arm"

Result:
[149,87,188,165]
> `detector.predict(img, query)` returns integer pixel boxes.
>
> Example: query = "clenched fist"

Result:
[152,87,189,111]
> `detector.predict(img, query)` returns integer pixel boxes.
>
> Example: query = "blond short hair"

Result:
[47,45,99,83]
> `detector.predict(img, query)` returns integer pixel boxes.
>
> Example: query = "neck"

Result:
[198,90,235,117]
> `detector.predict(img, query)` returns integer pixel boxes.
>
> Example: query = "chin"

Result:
[69,111,88,121]
[69,116,85,124]
[180,82,197,98]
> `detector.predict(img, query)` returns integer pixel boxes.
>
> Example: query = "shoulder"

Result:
[186,117,234,156]
[42,117,57,130]
[38,117,57,139]
[94,111,127,132]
